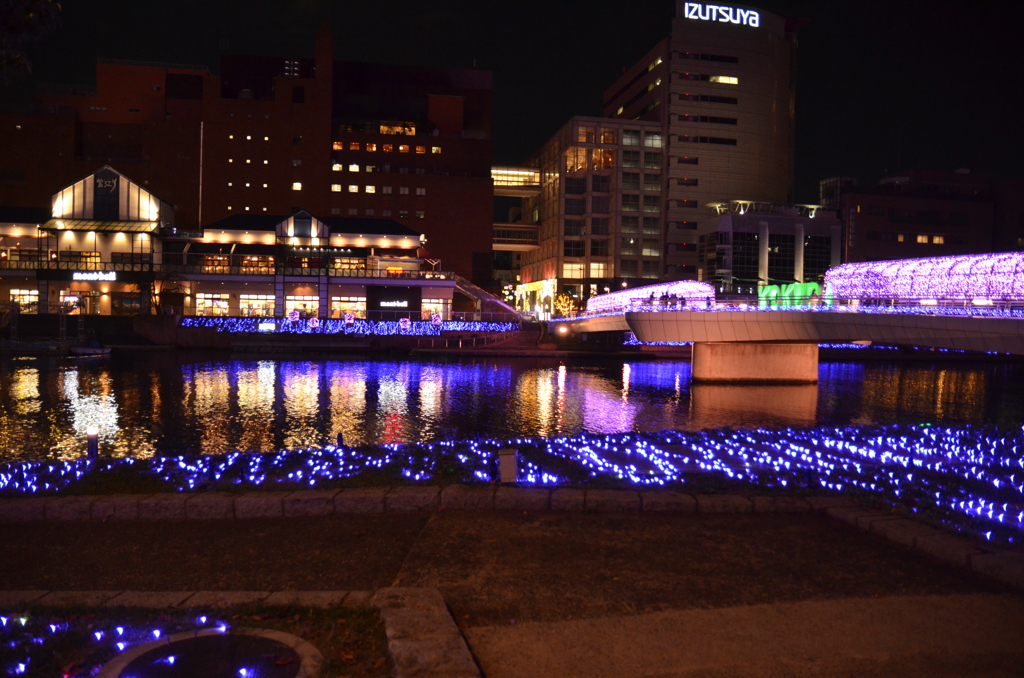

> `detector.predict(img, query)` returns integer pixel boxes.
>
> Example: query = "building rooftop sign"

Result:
[682,3,760,27]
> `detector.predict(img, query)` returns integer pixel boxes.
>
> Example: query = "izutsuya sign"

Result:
[682,3,760,27]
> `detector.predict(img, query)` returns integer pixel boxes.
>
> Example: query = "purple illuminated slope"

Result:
[585,281,715,314]
[825,252,1024,301]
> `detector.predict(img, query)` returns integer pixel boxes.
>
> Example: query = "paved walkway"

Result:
[464,593,1024,678]
[3,509,1022,677]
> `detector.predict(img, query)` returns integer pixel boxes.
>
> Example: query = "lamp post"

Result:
[86,426,99,459]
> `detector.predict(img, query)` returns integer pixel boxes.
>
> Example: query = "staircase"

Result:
[453,276,526,319]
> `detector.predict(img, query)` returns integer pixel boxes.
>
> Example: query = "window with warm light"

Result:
[349,185,358,193]
[331,184,342,192]
[333,141,343,150]
[431,146,441,154]
[416,211,425,218]
[383,144,394,153]
[415,146,426,154]
[349,164,359,172]
[263,160,269,164]
[349,142,360,151]
[709,75,739,85]
[399,145,410,153]
[332,163,342,171]
[366,143,377,152]
[917,234,929,244]
[933,235,945,244]
[366,186,376,193]
[292,182,302,191]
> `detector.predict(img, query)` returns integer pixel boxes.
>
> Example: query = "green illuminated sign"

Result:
[758,282,822,308]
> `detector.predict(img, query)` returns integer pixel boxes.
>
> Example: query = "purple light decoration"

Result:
[585,281,715,315]
[825,252,1024,302]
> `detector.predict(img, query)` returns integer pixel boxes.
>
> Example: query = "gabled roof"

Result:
[0,206,51,225]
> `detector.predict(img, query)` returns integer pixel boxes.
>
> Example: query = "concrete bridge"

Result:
[556,304,1024,383]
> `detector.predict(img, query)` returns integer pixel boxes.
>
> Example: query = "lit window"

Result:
[332,163,342,171]
[246,135,251,140]
[349,164,359,172]
[709,75,739,85]
[933,235,945,244]
[366,143,377,152]
[415,187,426,196]
[349,185,358,193]
[228,159,233,163]
[562,263,584,279]
[366,186,376,193]
[245,206,250,211]
[245,182,250,187]
[366,166,375,173]
[227,206,232,210]
[349,142,360,150]
[383,186,393,194]
[644,133,663,148]
[229,134,234,140]
[228,182,233,187]
[399,187,409,195]
[264,136,269,141]
[415,146,426,154]
[292,182,302,191]
[415,211,425,218]
[897,234,905,242]
[332,141,343,150]
[431,146,441,154]
[399,145,410,153]
[916,234,928,244]
[263,183,268,188]
[263,160,268,165]
[331,184,342,192]
[383,144,394,153]
[623,130,640,146]
[262,207,267,211]
[245,159,251,164]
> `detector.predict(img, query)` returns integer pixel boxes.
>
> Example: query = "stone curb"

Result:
[823,506,1024,592]
[0,589,372,610]
[0,487,862,523]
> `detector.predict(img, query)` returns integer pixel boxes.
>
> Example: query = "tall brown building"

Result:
[603,1,798,279]
[0,26,494,284]
[823,170,995,263]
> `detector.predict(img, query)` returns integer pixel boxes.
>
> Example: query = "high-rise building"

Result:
[0,25,494,285]
[516,116,665,317]
[603,1,799,279]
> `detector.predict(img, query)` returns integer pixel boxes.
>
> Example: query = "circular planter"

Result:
[96,627,325,678]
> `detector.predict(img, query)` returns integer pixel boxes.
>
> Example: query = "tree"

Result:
[553,292,577,318]
[0,0,62,83]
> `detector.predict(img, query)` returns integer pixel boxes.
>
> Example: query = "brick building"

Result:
[0,25,494,285]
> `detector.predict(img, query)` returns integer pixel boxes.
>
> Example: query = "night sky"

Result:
[4,0,1023,203]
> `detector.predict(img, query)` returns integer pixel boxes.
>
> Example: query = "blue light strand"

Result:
[180,317,519,336]
[0,425,1021,542]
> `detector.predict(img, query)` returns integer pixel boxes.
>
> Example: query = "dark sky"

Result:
[5,0,1024,203]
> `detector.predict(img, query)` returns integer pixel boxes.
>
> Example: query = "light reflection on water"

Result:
[0,353,1022,461]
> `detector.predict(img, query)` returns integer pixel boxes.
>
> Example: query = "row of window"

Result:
[678,135,737,145]
[332,141,441,154]
[678,114,737,125]
[332,164,429,175]
[866,232,962,245]
[678,93,738,105]
[676,52,739,64]
[677,74,739,85]
[563,173,662,194]
[330,185,426,195]
[224,205,426,219]
[562,216,685,236]
[564,195,663,215]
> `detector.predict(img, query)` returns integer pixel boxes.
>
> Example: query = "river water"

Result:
[1,352,1022,461]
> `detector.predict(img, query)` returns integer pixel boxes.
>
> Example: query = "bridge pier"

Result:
[692,342,819,383]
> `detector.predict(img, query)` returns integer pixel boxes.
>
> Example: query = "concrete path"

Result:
[465,593,1024,678]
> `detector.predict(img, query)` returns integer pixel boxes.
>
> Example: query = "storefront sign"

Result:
[380,300,409,308]
[72,271,117,281]
[682,3,760,27]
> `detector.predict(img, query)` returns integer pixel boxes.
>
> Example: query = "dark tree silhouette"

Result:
[0,0,61,82]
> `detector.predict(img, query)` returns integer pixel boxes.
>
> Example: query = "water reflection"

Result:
[0,354,1022,461]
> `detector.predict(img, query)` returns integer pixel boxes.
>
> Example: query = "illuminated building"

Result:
[821,170,996,263]
[0,25,494,285]
[0,167,456,318]
[515,116,664,317]
[602,2,800,279]
[697,201,842,293]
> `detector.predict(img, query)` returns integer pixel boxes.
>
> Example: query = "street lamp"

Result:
[86,426,99,459]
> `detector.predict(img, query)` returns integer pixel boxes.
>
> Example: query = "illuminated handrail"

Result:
[0,259,455,280]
